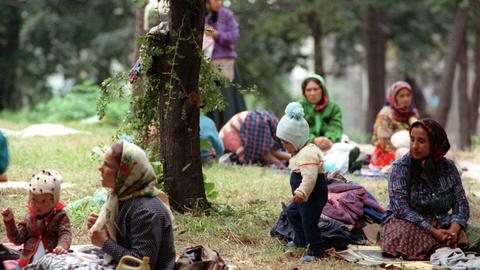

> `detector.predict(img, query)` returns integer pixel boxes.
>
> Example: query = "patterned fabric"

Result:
[211,58,235,80]
[92,142,164,242]
[380,216,441,260]
[3,205,72,267]
[24,252,115,270]
[371,106,419,167]
[383,154,469,231]
[102,197,175,270]
[410,119,450,162]
[385,81,418,122]
[239,110,283,164]
[30,169,63,204]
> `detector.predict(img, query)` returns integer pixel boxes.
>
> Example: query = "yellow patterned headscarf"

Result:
[91,141,172,243]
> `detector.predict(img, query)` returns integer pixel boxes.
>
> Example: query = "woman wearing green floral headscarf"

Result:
[88,141,175,270]
[300,74,343,152]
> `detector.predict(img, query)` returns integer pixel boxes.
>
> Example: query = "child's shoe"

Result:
[301,254,321,263]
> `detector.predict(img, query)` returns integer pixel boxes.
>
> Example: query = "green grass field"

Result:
[1,119,479,269]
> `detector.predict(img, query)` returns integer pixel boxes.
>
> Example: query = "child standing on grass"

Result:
[276,102,328,262]
[1,169,72,268]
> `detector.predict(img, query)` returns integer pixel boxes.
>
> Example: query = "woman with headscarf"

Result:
[380,119,470,260]
[371,81,420,168]
[88,141,175,270]
[299,74,343,152]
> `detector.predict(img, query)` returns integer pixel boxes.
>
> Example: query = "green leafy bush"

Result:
[1,80,128,125]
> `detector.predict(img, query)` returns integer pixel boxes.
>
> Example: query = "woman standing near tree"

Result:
[205,0,246,129]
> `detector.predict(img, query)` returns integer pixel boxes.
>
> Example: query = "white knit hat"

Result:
[276,102,310,150]
[29,169,63,203]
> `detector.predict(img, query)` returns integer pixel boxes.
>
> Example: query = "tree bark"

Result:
[405,76,429,118]
[470,0,480,135]
[457,36,470,149]
[435,6,469,126]
[362,7,388,133]
[0,4,21,111]
[150,0,208,213]
[307,11,324,76]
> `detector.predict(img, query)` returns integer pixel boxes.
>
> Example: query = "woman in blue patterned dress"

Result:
[380,119,470,260]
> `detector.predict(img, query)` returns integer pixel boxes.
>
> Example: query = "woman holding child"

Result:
[380,119,470,260]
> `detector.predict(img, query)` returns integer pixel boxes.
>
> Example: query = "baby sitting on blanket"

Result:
[2,169,72,268]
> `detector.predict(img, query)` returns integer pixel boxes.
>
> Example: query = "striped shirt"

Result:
[102,197,175,270]
[384,154,470,231]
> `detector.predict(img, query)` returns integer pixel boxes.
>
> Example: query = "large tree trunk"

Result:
[307,11,324,76]
[150,0,208,213]
[362,7,388,133]
[0,4,21,111]
[435,6,469,126]
[134,3,147,62]
[457,36,470,149]
[470,0,480,135]
[405,76,429,118]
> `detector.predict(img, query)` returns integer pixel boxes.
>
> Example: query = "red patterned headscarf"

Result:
[410,118,450,162]
[386,81,417,122]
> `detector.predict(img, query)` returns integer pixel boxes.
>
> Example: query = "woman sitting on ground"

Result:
[380,119,469,260]
[371,81,419,169]
[88,141,175,270]
[299,74,343,152]
[219,110,290,168]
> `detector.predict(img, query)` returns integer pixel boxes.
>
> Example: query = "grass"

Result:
[1,119,479,269]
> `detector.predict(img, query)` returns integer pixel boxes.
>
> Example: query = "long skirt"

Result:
[380,217,441,260]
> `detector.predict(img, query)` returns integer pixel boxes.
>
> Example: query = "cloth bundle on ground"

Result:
[271,174,380,250]
[174,245,228,270]
[22,247,115,270]
[430,247,480,270]
[322,183,384,225]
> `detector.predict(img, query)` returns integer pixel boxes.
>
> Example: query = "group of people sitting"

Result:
[204,73,419,174]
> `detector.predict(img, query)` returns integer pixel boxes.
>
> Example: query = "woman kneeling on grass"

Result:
[380,119,471,260]
[88,141,175,270]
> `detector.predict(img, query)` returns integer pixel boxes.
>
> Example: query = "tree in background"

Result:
[0,0,135,109]
[0,2,22,110]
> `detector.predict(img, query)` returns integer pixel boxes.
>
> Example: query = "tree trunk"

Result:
[405,76,429,118]
[435,6,469,126]
[134,3,147,63]
[470,0,480,135]
[457,36,470,149]
[362,7,388,133]
[150,0,207,213]
[0,4,21,111]
[307,11,324,76]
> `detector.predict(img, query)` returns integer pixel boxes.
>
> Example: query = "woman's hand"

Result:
[446,223,462,247]
[53,246,67,254]
[430,228,453,243]
[86,213,98,230]
[90,229,109,247]
[1,208,13,222]
[313,137,333,151]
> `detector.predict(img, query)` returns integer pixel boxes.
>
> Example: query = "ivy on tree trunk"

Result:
[149,0,208,213]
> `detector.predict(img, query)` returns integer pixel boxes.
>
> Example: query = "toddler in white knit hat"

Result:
[1,169,72,268]
[276,102,328,263]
